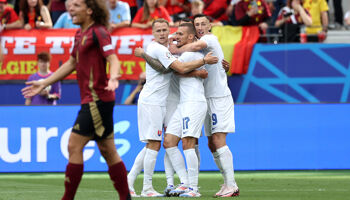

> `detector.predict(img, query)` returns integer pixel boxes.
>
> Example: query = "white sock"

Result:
[195,144,200,170]
[217,145,237,187]
[166,147,189,186]
[212,151,225,184]
[184,149,198,191]
[128,146,146,188]
[164,152,174,186]
[143,148,158,190]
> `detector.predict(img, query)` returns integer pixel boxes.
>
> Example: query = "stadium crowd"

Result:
[0,0,349,43]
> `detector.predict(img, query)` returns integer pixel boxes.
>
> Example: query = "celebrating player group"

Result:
[128,14,240,198]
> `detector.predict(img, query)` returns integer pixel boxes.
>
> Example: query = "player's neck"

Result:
[38,70,50,76]
[81,20,94,32]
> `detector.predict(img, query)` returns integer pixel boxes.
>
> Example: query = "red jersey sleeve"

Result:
[93,26,115,58]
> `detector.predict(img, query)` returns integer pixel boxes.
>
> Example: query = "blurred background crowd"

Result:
[1,0,350,43]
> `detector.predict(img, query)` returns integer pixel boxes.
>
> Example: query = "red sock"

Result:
[61,163,84,200]
[108,162,131,200]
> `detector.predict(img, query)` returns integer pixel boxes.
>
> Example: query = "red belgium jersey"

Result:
[71,24,115,104]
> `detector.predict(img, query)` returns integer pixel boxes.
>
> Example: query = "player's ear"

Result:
[87,8,93,15]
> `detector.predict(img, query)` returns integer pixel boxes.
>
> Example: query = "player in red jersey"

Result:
[21,0,130,199]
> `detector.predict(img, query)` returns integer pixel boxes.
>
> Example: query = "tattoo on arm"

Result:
[141,53,173,74]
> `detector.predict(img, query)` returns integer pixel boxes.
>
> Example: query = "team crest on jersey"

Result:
[118,14,121,19]
[166,52,172,59]
[157,130,162,136]
[81,36,87,45]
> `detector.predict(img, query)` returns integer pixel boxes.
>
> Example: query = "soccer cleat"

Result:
[179,187,201,197]
[141,188,165,197]
[130,190,140,197]
[164,184,174,197]
[169,184,188,196]
[214,185,240,197]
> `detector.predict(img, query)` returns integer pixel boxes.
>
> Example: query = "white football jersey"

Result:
[178,51,206,103]
[167,73,180,103]
[200,34,232,98]
[138,41,177,106]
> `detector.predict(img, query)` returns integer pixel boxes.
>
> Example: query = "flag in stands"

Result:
[211,26,260,75]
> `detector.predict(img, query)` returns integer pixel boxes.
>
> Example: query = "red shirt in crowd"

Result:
[0,6,19,24]
[203,0,228,21]
[71,24,116,104]
[120,0,137,7]
[235,0,271,25]
[164,0,187,16]
[132,6,172,23]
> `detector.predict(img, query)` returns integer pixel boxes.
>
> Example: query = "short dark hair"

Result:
[152,18,169,28]
[37,52,51,62]
[179,18,193,25]
[179,23,196,35]
[193,14,211,22]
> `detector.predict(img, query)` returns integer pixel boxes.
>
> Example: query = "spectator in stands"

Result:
[53,0,79,28]
[303,0,328,42]
[202,0,229,24]
[0,0,22,31]
[120,0,138,20]
[326,0,343,29]
[47,0,66,25]
[190,0,222,26]
[123,72,146,105]
[19,0,53,30]
[234,0,272,33]
[131,0,173,29]
[345,10,350,26]
[275,0,312,42]
[25,51,61,105]
[108,0,131,32]
[160,0,190,23]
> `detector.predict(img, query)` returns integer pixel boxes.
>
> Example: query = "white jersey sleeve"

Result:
[150,42,177,69]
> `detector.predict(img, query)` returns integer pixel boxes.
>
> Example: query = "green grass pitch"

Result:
[0,170,349,200]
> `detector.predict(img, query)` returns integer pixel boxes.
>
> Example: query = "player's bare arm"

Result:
[175,69,208,79]
[169,40,207,54]
[106,54,121,91]
[22,56,76,98]
[134,47,173,74]
[170,52,218,74]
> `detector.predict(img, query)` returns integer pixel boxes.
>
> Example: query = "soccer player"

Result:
[169,14,240,197]
[128,18,218,197]
[166,22,208,197]
[21,0,130,199]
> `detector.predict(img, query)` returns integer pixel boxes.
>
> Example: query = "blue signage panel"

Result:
[0,104,349,172]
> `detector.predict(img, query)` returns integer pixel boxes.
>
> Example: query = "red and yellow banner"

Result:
[0,28,177,80]
[1,26,257,80]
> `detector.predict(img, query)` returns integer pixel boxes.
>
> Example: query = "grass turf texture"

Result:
[0,171,349,200]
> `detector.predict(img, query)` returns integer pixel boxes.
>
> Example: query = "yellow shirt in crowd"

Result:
[303,0,329,34]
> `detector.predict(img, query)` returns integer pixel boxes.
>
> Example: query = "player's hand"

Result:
[222,59,230,72]
[204,52,218,64]
[134,47,145,57]
[21,80,46,98]
[105,77,119,91]
[168,43,180,54]
[197,69,208,79]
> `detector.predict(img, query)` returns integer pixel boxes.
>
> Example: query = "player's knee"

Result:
[182,137,196,150]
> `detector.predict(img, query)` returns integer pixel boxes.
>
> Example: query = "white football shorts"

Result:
[204,95,235,136]
[137,102,166,142]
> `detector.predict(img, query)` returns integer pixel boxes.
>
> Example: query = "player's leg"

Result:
[207,96,239,197]
[97,138,130,200]
[127,146,146,196]
[164,152,175,190]
[61,132,91,200]
[141,140,164,197]
[180,137,201,197]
